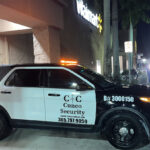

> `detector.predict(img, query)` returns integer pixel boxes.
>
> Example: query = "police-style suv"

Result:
[0,64,150,149]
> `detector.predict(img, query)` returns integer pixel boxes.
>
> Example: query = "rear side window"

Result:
[5,69,41,87]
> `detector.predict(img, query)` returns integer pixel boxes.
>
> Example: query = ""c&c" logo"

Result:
[64,95,82,103]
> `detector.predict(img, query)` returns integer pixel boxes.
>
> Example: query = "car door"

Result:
[44,67,96,125]
[0,68,45,121]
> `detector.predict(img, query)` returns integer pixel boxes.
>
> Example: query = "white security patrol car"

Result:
[0,64,150,149]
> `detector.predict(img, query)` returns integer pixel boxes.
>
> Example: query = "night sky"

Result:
[137,22,150,58]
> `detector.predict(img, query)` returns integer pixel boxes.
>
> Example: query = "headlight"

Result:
[139,97,150,103]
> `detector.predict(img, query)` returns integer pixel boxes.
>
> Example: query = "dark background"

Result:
[137,22,150,58]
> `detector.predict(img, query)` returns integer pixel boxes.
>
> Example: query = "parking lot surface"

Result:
[0,128,150,150]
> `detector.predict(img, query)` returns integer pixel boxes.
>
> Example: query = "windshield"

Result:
[70,66,115,89]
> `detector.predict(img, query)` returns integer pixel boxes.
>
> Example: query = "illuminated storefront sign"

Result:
[76,0,102,33]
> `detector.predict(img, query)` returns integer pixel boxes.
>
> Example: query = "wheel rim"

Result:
[110,120,137,147]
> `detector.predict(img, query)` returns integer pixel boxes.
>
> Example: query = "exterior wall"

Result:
[33,27,50,63]
[7,34,34,64]
[0,0,135,75]
[0,36,9,64]
[33,26,60,63]
[0,0,65,65]
[60,0,104,72]
[0,0,104,72]
[0,0,64,28]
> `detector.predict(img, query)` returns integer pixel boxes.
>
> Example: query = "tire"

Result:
[105,113,148,149]
[0,113,12,140]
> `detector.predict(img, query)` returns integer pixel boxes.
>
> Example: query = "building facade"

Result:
[0,0,104,73]
[0,0,136,75]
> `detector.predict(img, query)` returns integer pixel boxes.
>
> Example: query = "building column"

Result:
[0,36,9,64]
[33,26,60,63]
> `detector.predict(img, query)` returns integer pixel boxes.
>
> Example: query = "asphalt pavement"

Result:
[0,128,150,150]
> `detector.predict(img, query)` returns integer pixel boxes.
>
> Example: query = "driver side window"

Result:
[46,69,89,89]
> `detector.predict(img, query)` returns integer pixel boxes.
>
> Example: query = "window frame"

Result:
[2,67,95,89]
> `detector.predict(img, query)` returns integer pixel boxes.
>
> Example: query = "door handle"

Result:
[48,93,60,97]
[1,91,11,94]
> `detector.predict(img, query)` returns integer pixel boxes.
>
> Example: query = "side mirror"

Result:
[76,83,93,91]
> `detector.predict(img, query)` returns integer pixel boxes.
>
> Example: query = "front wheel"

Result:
[0,113,12,140]
[105,113,148,149]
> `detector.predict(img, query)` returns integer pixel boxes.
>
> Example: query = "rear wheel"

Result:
[0,113,12,140]
[105,113,148,149]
